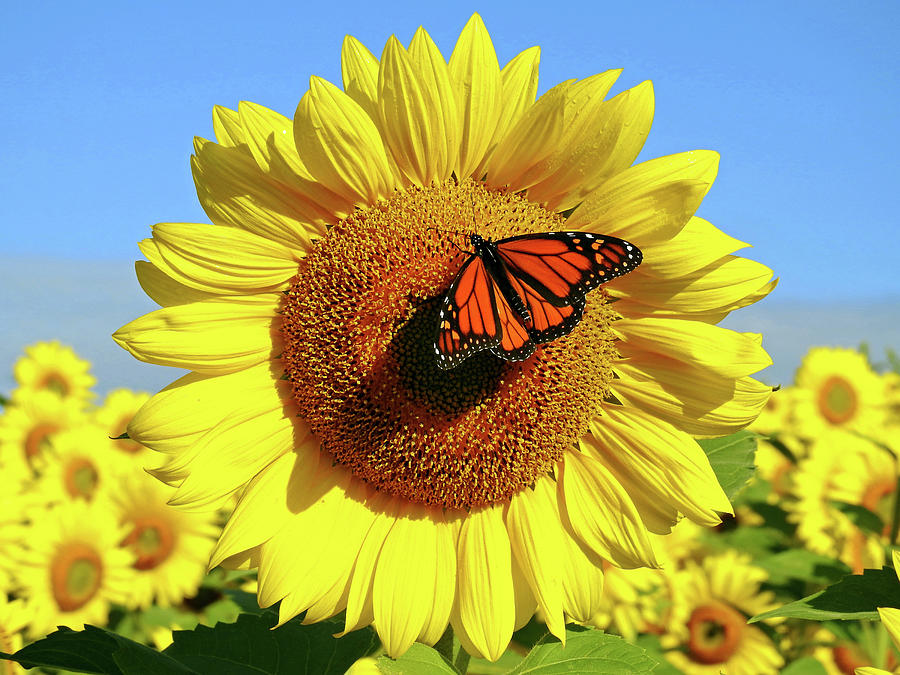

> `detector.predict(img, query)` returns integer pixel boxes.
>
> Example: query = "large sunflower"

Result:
[114,14,775,659]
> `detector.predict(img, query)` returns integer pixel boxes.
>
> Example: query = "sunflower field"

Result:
[3,13,900,675]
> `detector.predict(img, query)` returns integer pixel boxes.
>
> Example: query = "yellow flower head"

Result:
[110,469,220,609]
[662,550,783,675]
[793,347,888,439]
[92,388,153,459]
[12,341,96,404]
[114,14,775,659]
[16,500,135,638]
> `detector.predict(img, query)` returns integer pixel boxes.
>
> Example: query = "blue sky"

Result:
[1,1,898,393]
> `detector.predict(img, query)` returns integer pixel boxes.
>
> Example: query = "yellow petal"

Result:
[191,137,334,250]
[484,80,569,191]
[212,105,245,146]
[238,101,312,187]
[612,346,772,437]
[128,361,285,453]
[141,223,301,295]
[558,522,605,623]
[639,217,747,278]
[529,79,654,211]
[559,450,658,568]
[294,77,397,206]
[112,293,281,375]
[609,255,776,314]
[341,35,379,119]
[567,150,719,245]
[454,505,515,661]
[378,33,459,186]
[135,261,217,307]
[374,505,456,656]
[473,46,540,179]
[587,406,734,525]
[615,316,772,378]
[506,478,566,641]
[879,607,900,652]
[449,13,501,178]
[209,450,317,569]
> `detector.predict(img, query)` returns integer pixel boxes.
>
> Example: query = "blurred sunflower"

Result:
[12,341,95,404]
[93,388,152,459]
[793,348,888,439]
[16,500,135,637]
[114,13,775,659]
[0,597,30,675]
[0,482,33,593]
[662,550,783,675]
[110,469,220,609]
[590,563,668,641]
[0,389,85,478]
[789,431,893,573]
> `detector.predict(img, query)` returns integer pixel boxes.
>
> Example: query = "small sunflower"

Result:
[32,424,127,504]
[93,388,152,459]
[114,14,775,659]
[0,388,86,479]
[662,550,783,675]
[788,430,893,573]
[590,563,668,641]
[16,500,135,637]
[793,347,888,439]
[110,469,220,609]
[12,341,96,404]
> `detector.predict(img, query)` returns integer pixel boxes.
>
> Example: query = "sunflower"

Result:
[661,550,783,675]
[91,388,152,459]
[0,597,30,675]
[793,347,888,440]
[788,430,893,573]
[16,499,135,637]
[0,388,86,480]
[114,14,775,659]
[12,341,96,404]
[109,468,220,609]
[0,482,33,594]
[590,563,668,641]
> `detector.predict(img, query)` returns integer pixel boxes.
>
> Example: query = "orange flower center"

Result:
[686,603,745,664]
[122,516,175,570]
[817,375,858,425]
[281,179,618,510]
[25,423,57,463]
[63,457,99,499]
[112,414,143,454]
[39,372,70,396]
[51,542,103,612]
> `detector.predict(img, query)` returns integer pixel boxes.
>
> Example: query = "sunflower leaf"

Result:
[697,430,757,500]
[0,624,194,674]
[163,613,377,674]
[831,500,885,534]
[506,628,661,674]
[755,550,851,586]
[781,656,829,675]
[748,567,900,623]
[377,644,458,674]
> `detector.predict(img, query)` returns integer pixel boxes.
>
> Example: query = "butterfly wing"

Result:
[495,231,642,307]
[435,254,535,369]
[505,272,587,344]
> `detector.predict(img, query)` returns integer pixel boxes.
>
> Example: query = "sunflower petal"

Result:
[295,77,397,206]
[449,13,501,178]
[341,35,380,119]
[559,450,658,568]
[238,101,312,187]
[639,217,747,277]
[135,261,217,307]
[211,105,245,146]
[558,524,605,623]
[454,505,515,662]
[112,294,281,375]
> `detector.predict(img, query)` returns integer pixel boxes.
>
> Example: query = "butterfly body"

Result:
[434,230,642,370]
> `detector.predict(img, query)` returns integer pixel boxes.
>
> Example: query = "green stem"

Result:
[433,625,470,674]
[454,646,471,674]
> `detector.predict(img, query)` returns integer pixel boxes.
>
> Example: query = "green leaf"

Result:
[781,656,829,675]
[755,550,852,586]
[507,629,660,674]
[377,644,458,674]
[163,613,377,674]
[0,625,195,674]
[707,526,789,559]
[832,501,885,534]
[697,431,757,500]
[467,649,526,674]
[749,567,900,623]
[222,588,271,616]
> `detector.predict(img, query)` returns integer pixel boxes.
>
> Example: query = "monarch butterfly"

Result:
[434,231,642,370]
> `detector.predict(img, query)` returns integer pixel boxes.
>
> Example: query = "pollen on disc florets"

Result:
[281,179,619,510]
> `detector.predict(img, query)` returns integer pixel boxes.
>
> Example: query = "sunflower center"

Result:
[818,376,858,425]
[122,517,175,570]
[64,458,99,499]
[51,542,103,612]
[686,603,745,664]
[113,414,143,454]
[39,372,70,396]
[281,179,618,510]
[25,424,57,464]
